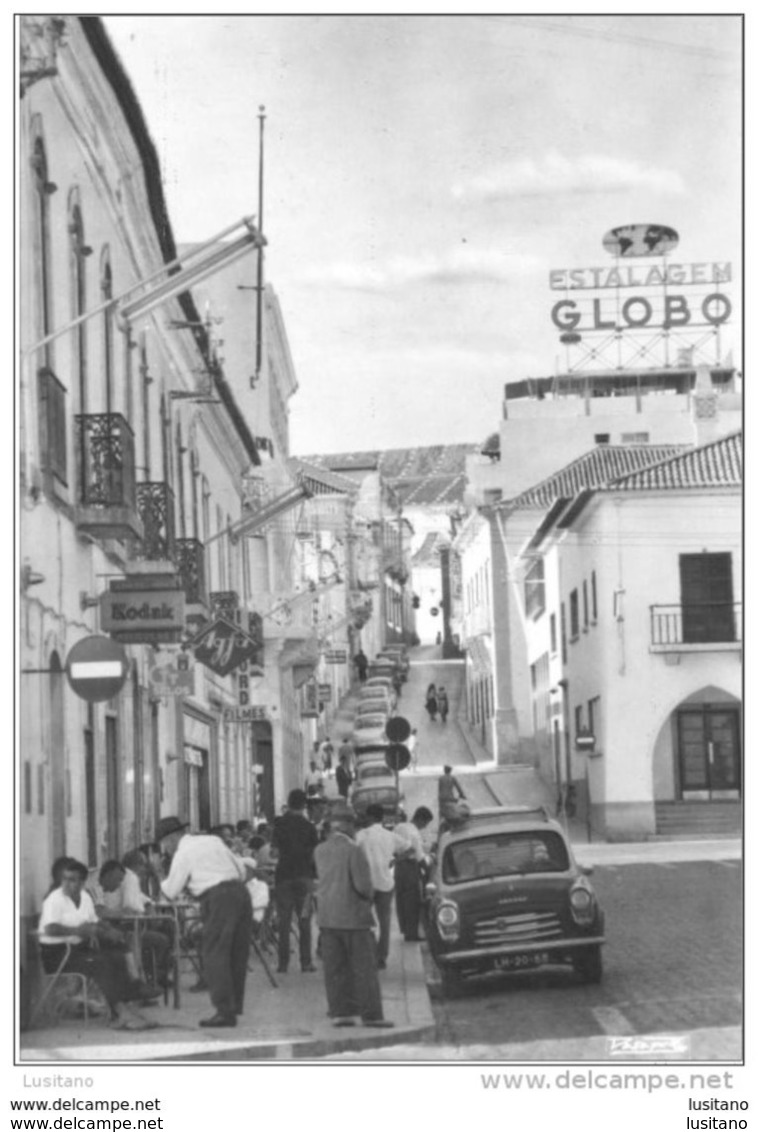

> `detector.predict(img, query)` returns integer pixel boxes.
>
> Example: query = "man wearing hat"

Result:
[313,799,393,1029]
[158,816,253,1028]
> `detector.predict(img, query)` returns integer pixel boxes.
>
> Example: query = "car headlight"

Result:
[436,899,460,942]
[569,878,596,926]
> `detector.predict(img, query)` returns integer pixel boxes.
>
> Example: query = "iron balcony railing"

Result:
[75,412,136,511]
[135,482,176,562]
[650,603,742,647]
[175,538,208,607]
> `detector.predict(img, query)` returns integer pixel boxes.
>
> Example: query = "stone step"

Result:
[654,802,742,836]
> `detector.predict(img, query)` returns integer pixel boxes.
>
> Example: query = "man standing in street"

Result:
[335,753,353,799]
[159,816,252,1028]
[356,804,411,968]
[353,648,368,683]
[314,799,393,1028]
[271,789,318,974]
[393,806,434,942]
[438,764,467,825]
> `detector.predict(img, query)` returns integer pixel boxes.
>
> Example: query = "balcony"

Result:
[176,538,208,609]
[650,603,742,654]
[134,482,176,564]
[74,413,142,541]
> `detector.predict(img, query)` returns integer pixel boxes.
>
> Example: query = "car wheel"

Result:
[440,966,465,998]
[573,945,603,984]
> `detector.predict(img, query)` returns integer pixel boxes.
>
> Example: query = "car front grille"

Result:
[474,910,563,947]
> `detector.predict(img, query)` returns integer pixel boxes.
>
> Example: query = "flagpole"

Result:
[254,105,266,387]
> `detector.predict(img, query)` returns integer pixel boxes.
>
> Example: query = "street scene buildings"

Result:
[17,16,742,1063]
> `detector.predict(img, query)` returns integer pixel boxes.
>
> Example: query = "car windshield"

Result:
[442,830,570,883]
[354,716,385,729]
[359,767,391,780]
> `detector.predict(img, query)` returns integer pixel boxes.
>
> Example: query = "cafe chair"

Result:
[30,934,93,1027]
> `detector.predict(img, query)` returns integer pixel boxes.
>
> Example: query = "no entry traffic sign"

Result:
[385,715,411,743]
[65,636,129,702]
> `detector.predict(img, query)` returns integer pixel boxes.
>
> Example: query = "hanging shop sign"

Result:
[148,652,195,698]
[190,616,262,678]
[318,683,332,703]
[101,588,185,644]
[236,658,264,706]
[325,649,348,664]
[223,705,269,723]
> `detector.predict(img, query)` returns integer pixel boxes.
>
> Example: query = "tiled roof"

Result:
[288,458,358,495]
[605,431,742,491]
[412,532,447,566]
[507,444,689,509]
[300,444,479,506]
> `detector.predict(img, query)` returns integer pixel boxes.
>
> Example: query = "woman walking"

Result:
[425,683,438,722]
[437,686,449,723]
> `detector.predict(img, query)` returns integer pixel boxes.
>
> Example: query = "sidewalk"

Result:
[19,926,434,1063]
[482,769,741,865]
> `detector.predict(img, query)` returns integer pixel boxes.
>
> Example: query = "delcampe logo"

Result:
[607,1035,691,1057]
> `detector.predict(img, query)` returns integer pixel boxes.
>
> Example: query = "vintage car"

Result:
[363,675,398,706]
[424,806,605,995]
[355,697,391,719]
[351,762,399,819]
[351,712,389,750]
[358,686,394,714]
[376,647,410,680]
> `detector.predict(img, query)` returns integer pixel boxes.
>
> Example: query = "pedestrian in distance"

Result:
[271,789,319,974]
[437,686,449,723]
[338,735,355,775]
[393,807,434,942]
[159,816,253,1028]
[354,648,368,684]
[320,736,334,776]
[336,753,353,799]
[425,683,438,722]
[438,765,468,827]
[305,760,325,799]
[314,799,394,1028]
[407,728,419,771]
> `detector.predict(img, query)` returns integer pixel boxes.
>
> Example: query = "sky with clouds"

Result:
[104,14,742,455]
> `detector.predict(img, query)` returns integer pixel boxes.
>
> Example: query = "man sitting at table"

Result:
[39,858,157,1031]
[95,859,171,991]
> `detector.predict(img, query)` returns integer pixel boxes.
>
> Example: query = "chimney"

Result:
[691,365,719,446]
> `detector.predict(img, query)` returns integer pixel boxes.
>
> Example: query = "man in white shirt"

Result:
[356,805,411,968]
[392,806,434,942]
[94,859,171,990]
[158,816,252,1028]
[39,858,156,1031]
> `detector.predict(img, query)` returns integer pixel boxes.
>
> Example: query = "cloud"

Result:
[294,247,545,292]
[452,152,686,201]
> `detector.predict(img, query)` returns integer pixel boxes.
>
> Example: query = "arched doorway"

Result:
[653,686,741,803]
